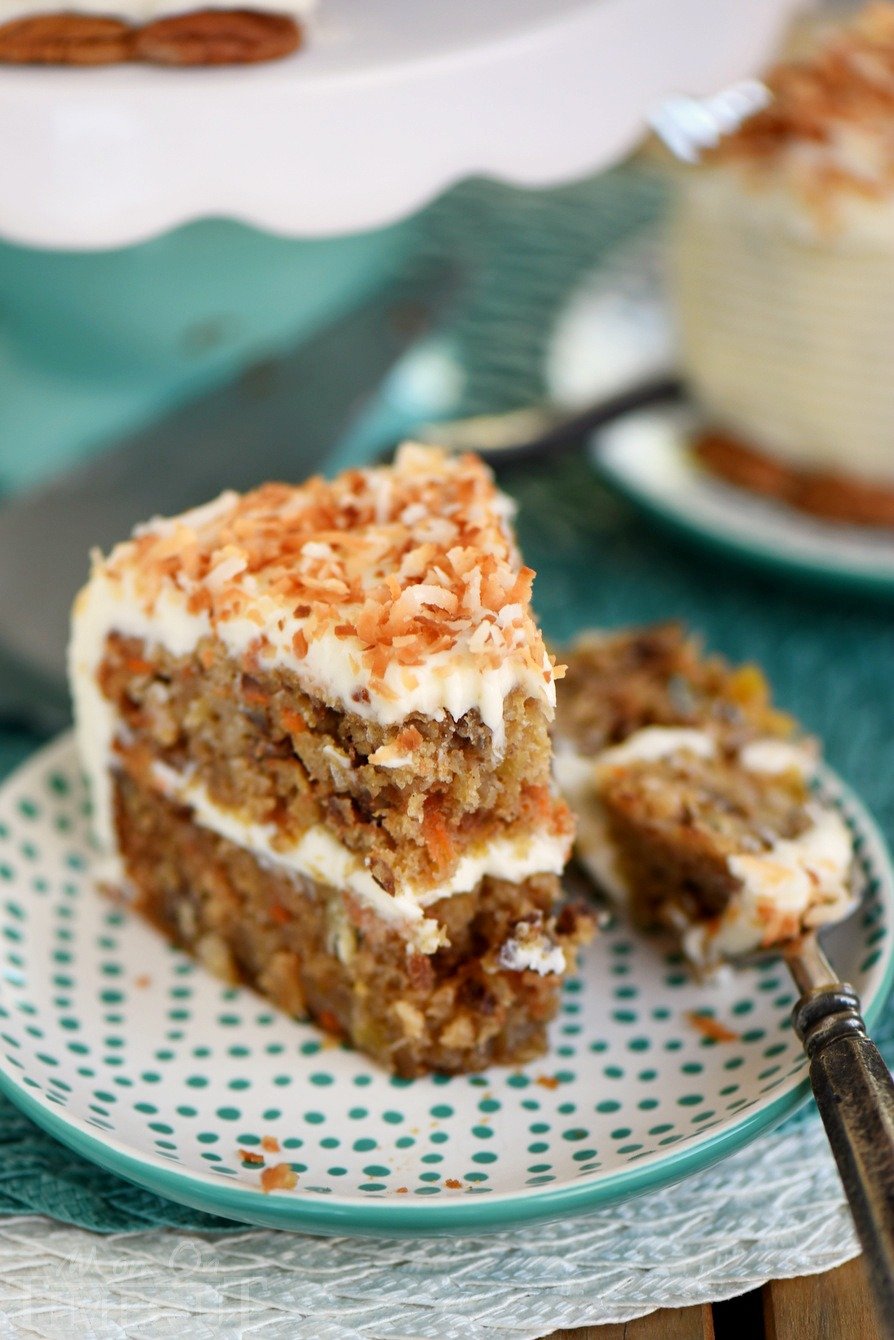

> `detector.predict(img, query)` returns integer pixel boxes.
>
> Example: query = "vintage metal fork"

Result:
[781,931,894,1328]
[565,860,894,1333]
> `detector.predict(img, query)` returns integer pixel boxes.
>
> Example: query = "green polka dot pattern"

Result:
[0,737,890,1227]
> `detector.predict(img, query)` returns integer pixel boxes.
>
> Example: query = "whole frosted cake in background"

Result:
[671,3,894,526]
[0,0,313,64]
[69,444,590,1076]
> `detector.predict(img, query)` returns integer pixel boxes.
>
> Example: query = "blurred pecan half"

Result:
[135,9,301,64]
[0,14,133,64]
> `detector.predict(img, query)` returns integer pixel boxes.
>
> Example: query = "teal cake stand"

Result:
[0,0,799,495]
[0,218,414,494]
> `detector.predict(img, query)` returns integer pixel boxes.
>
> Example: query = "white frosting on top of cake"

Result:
[554,726,853,968]
[555,728,811,793]
[71,444,557,758]
[739,738,813,776]
[594,726,716,771]
[0,0,315,24]
[70,445,558,838]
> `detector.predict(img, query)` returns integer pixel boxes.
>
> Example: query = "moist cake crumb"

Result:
[554,623,855,967]
[260,1163,299,1193]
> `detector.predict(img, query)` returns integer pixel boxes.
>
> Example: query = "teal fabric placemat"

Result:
[0,169,892,1234]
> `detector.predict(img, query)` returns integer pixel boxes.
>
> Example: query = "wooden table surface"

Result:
[550,1256,880,1339]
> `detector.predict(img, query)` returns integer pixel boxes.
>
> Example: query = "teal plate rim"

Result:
[589,407,894,600]
[0,733,892,1238]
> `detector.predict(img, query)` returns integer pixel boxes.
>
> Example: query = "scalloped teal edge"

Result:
[0,740,892,1238]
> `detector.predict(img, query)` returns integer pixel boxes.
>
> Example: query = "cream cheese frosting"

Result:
[672,166,894,486]
[554,725,855,968]
[671,5,894,488]
[684,802,856,965]
[702,5,894,223]
[497,922,566,977]
[71,444,557,760]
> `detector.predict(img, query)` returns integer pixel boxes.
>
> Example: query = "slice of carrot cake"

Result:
[553,623,855,968]
[68,444,590,1075]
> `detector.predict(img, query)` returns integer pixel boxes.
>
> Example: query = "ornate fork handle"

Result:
[792,980,894,1332]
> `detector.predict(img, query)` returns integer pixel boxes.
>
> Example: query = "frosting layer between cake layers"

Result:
[147,759,569,955]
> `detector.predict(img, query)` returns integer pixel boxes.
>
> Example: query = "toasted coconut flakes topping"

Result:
[709,3,894,199]
[87,442,560,734]
[94,444,559,720]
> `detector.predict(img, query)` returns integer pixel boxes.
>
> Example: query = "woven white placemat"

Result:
[0,1112,857,1340]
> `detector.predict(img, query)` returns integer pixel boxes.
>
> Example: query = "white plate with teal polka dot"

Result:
[0,734,892,1236]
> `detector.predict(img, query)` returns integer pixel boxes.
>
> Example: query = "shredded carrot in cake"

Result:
[396,726,423,752]
[280,709,307,737]
[422,799,455,871]
[686,1012,739,1043]
[125,655,155,676]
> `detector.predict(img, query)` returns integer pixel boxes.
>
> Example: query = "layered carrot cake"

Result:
[68,444,590,1075]
[0,0,313,64]
[670,3,894,525]
[554,624,855,968]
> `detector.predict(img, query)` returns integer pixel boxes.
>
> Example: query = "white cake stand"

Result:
[0,0,799,249]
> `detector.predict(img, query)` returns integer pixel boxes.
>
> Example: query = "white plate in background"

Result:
[590,406,894,596]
